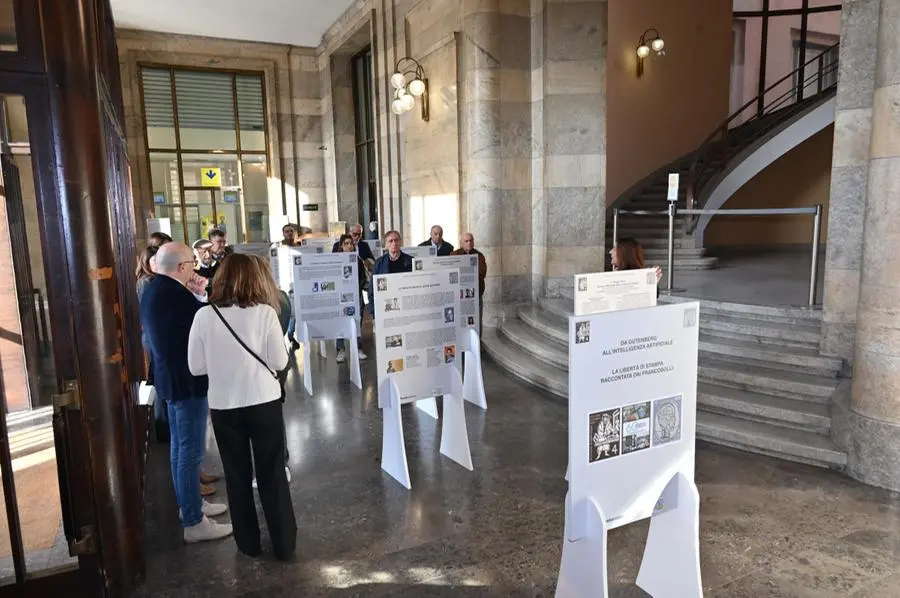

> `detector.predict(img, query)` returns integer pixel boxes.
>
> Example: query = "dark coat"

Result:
[139,274,208,402]
[418,239,454,256]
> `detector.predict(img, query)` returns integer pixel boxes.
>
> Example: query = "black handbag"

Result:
[210,304,286,402]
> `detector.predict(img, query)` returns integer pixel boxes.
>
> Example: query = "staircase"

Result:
[483,292,847,470]
[607,42,840,272]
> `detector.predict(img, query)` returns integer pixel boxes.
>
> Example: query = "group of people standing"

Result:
[136,229,296,559]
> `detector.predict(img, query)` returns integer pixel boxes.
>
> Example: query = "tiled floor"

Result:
[135,344,900,597]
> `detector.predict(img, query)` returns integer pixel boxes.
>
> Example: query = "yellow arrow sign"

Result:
[201,167,221,188]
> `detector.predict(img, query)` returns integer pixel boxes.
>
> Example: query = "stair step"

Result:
[481,328,568,400]
[697,412,846,469]
[517,305,567,345]
[538,296,573,320]
[699,334,840,377]
[699,357,837,404]
[658,295,824,323]
[698,382,832,434]
[498,318,567,369]
[699,313,821,348]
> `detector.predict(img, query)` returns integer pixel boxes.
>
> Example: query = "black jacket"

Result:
[139,275,208,402]
[418,239,454,256]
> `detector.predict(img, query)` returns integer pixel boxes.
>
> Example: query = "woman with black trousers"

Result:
[187,253,296,560]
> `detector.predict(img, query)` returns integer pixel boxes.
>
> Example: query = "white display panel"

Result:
[413,254,481,337]
[373,269,461,403]
[292,252,361,340]
[573,269,657,317]
[402,246,436,258]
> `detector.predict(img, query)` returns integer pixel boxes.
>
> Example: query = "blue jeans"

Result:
[286,315,296,339]
[167,397,209,527]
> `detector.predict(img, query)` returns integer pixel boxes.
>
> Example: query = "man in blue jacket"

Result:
[368,230,413,313]
[140,243,232,544]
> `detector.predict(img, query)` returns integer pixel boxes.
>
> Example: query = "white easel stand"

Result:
[300,319,362,395]
[556,471,702,598]
[462,328,487,409]
[378,368,472,489]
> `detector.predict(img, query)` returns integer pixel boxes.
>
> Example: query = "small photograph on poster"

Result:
[652,395,683,447]
[343,265,353,280]
[343,306,356,317]
[321,281,336,292]
[384,298,401,312]
[621,402,651,454]
[577,276,587,292]
[312,282,320,293]
[575,321,591,344]
[406,354,421,368]
[386,359,404,374]
[444,307,455,323]
[385,334,403,348]
[449,271,459,284]
[467,316,475,326]
[443,344,456,364]
[341,292,355,303]
[414,260,424,271]
[377,278,388,292]
[589,408,621,463]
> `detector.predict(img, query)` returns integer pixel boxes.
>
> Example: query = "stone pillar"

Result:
[821,0,881,362]
[846,0,900,491]
[540,0,607,296]
[461,2,503,323]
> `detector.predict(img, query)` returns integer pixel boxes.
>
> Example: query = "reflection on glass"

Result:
[0,97,75,582]
[141,68,177,149]
[236,75,266,152]
[175,71,237,151]
[241,156,269,243]
[0,0,16,52]
[184,190,214,242]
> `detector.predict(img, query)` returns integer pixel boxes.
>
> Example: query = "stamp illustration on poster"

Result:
[575,321,590,344]
[652,395,683,446]
[589,408,621,463]
[622,402,651,454]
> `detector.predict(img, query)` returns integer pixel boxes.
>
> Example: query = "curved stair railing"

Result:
[685,42,840,234]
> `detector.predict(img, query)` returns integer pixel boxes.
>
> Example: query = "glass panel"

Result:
[241,156,269,243]
[0,95,75,582]
[174,70,237,151]
[0,0,16,52]
[728,17,762,128]
[801,8,842,98]
[184,190,213,242]
[235,75,266,152]
[732,0,763,10]
[763,13,803,113]
[148,151,180,210]
[141,68,176,149]
[2,96,28,144]
[179,153,240,189]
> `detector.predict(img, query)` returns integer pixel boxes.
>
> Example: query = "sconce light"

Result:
[390,57,429,122]
[636,28,665,78]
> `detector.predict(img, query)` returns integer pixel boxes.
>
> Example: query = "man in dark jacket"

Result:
[140,242,232,544]
[332,223,375,262]
[369,230,413,313]
[418,225,454,256]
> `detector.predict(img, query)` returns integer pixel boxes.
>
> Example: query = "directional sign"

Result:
[201,167,222,188]
[667,173,680,202]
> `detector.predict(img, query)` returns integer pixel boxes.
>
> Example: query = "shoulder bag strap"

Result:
[209,304,277,380]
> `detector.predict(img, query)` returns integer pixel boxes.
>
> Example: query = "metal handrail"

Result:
[686,42,840,228]
[611,204,824,307]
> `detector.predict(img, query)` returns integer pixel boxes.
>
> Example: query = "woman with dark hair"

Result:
[187,254,296,560]
[135,232,173,302]
[333,233,369,364]
[609,237,663,286]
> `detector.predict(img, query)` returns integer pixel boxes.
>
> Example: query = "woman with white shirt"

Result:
[188,253,296,561]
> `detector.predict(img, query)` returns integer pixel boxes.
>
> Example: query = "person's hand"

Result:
[187,273,208,297]
[655,267,663,284]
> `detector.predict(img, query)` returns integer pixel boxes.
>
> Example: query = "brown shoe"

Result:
[200,483,216,497]
[200,471,221,484]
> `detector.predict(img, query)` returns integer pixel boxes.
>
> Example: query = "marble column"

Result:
[540,0,607,296]
[461,1,503,323]
[845,0,900,491]
[821,0,881,363]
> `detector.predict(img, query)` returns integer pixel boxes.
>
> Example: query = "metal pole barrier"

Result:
[612,208,619,248]
[808,204,822,307]
[667,201,676,291]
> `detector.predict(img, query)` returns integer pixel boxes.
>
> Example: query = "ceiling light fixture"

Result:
[389,56,429,122]
[636,28,665,78]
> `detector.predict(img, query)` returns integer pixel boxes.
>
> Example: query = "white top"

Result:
[188,304,289,410]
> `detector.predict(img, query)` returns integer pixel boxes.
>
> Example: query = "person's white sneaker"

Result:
[179,499,228,520]
[336,350,346,364]
[358,349,368,361]
[184,515,233,543]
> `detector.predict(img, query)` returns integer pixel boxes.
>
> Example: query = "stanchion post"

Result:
[667,202,676,291]
[808,204,822,307]
[612,208,619,249]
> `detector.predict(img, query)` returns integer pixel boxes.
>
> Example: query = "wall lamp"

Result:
[636,28,665,78]
[390,57,429,122]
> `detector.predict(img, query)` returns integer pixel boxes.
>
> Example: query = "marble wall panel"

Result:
[543,94,605,155]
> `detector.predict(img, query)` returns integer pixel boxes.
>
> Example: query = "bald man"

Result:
[140,243,232,544]
[418,225,454,256]
[451,233,487,326]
